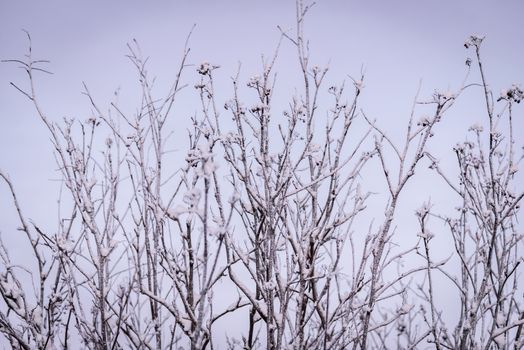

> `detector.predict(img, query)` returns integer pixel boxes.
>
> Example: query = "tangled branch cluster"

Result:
[0,3,522,349]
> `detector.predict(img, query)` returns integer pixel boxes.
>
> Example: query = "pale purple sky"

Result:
[1,0,523,345]
[1,0,522,227]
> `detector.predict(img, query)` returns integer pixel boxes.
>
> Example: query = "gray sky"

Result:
[1,0,523,345]
[1,0,523,233]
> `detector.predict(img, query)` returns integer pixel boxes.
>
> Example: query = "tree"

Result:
[0,1,522,349]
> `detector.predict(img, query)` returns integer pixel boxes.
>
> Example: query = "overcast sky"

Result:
[2,0,523,234]
[1,0,523,345]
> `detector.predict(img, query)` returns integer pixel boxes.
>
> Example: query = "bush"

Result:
[1,2,523,349]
